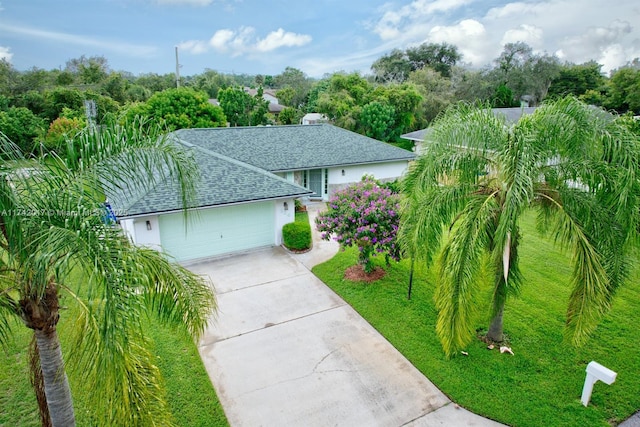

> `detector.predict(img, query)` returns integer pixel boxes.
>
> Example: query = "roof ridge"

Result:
[175,124,321,132]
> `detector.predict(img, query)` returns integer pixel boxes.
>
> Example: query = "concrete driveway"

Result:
[188,245,503,427]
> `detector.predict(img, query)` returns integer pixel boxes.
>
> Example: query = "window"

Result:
[324,169,328,195]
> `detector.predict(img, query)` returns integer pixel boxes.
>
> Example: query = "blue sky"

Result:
[1,0,639,77]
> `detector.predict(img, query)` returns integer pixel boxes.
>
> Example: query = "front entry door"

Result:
[309,169,323,197]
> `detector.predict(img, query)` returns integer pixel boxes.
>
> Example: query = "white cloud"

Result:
[0,46,12,62]
[373,0,474,41]
[209,29,235,52]
[558,20,633,66]
[485,2,534,20]
[501,24,544,49]
[0,23,157,57]
[180,26,312,56]
[228,27,256,56]
[177,39,209,54]
[429,19,490,65]
[255,28,312,52]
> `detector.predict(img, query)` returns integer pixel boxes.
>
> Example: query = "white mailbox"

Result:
[581,361,617,406]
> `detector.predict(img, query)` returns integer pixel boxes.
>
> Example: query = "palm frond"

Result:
[435,192,499,357]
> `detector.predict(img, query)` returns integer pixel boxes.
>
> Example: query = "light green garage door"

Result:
[159,202,275,261]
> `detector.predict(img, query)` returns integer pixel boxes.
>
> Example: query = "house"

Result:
[402,107,538,154]
[301,113,328,125]
[114,124,415,262]
[244,87,286,115]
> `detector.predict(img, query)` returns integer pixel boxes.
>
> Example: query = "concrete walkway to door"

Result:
[188,203,504,427]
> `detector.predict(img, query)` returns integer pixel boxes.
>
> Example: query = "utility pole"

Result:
[175,46,180,88]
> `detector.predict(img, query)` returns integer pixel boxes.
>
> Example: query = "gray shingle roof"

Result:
[401,107,539,142]
[115,145,312,218]
[173,124,415,172]
[112,124,413,218]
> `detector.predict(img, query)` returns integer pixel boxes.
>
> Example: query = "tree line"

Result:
[1,43,639,156]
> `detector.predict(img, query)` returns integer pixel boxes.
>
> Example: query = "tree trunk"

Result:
[487,304,505,343]
[34,329,75,427]
[20,282,75,427]
[30,336,52,427]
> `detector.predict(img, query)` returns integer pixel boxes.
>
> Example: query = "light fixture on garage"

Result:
[146,220,152,230]
[341,169,345,176]
[284,202,289,211]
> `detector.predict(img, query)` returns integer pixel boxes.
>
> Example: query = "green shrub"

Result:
[283,221,311,251]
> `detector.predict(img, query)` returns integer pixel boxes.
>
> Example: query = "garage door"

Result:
[159,202,275,261]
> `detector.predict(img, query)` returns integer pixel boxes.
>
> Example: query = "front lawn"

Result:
[312,213,640,427]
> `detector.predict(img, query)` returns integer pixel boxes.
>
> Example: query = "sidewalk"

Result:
[190,202,504,426]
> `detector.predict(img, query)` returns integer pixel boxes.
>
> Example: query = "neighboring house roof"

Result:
[173,124,415,172]
[245,87,278,100]
[490,107,538,123]
[268,103,285,113]
[401,107,539,142]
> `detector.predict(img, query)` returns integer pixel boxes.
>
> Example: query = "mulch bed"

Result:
[344,265,386,283]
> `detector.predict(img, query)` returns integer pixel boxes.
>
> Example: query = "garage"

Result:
[158,201,276,262]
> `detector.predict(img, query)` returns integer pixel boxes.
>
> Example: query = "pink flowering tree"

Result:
[316,176,401,273]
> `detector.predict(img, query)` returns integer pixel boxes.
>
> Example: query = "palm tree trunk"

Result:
[34,329,75,427]
[487,304,505,342]
[30,336,52,427]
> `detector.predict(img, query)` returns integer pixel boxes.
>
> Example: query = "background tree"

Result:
[407,68,455,126]
[0,119,217,426]
[316,176,401,273]
[406,42,460,78]
[135,72,177,93]
[190,69,232,98]
[65,55,109,85]
[127,87,226,130]
[217,86,259,126]
[43,116,86,154]
[0,58,21,97]
[277,106,300,124]
[372,43,461,82]
[272,67,312,108]
[100,72,129,104]
[276,86,296,107]
[0,106,46,153]
[547,61,605,99]
[604,66,640,113]
[400,98,639,357]
[488,42,560,105]
[371,49,413,83]
[359,101,396,141]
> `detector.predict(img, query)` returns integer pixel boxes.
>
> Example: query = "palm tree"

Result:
[0,119,216,426]
[400,97,639,358]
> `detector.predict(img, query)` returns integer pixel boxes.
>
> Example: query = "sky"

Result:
[1,0,639,78]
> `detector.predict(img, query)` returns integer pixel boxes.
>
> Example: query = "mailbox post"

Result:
[581,361,617,406]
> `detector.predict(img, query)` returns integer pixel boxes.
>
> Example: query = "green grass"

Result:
[295,210,309,223]
[312,213,640,427]
[0,315,229,426]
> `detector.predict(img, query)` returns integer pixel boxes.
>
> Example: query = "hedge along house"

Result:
[113,124,415,262]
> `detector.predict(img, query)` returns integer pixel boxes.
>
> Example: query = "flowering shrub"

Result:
[316,176,401,273]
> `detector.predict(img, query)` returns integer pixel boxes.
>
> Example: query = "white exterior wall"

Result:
[274,198,296,245]
[121,215,162,250]
[120,218,136,242]
[327,161,409,196]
